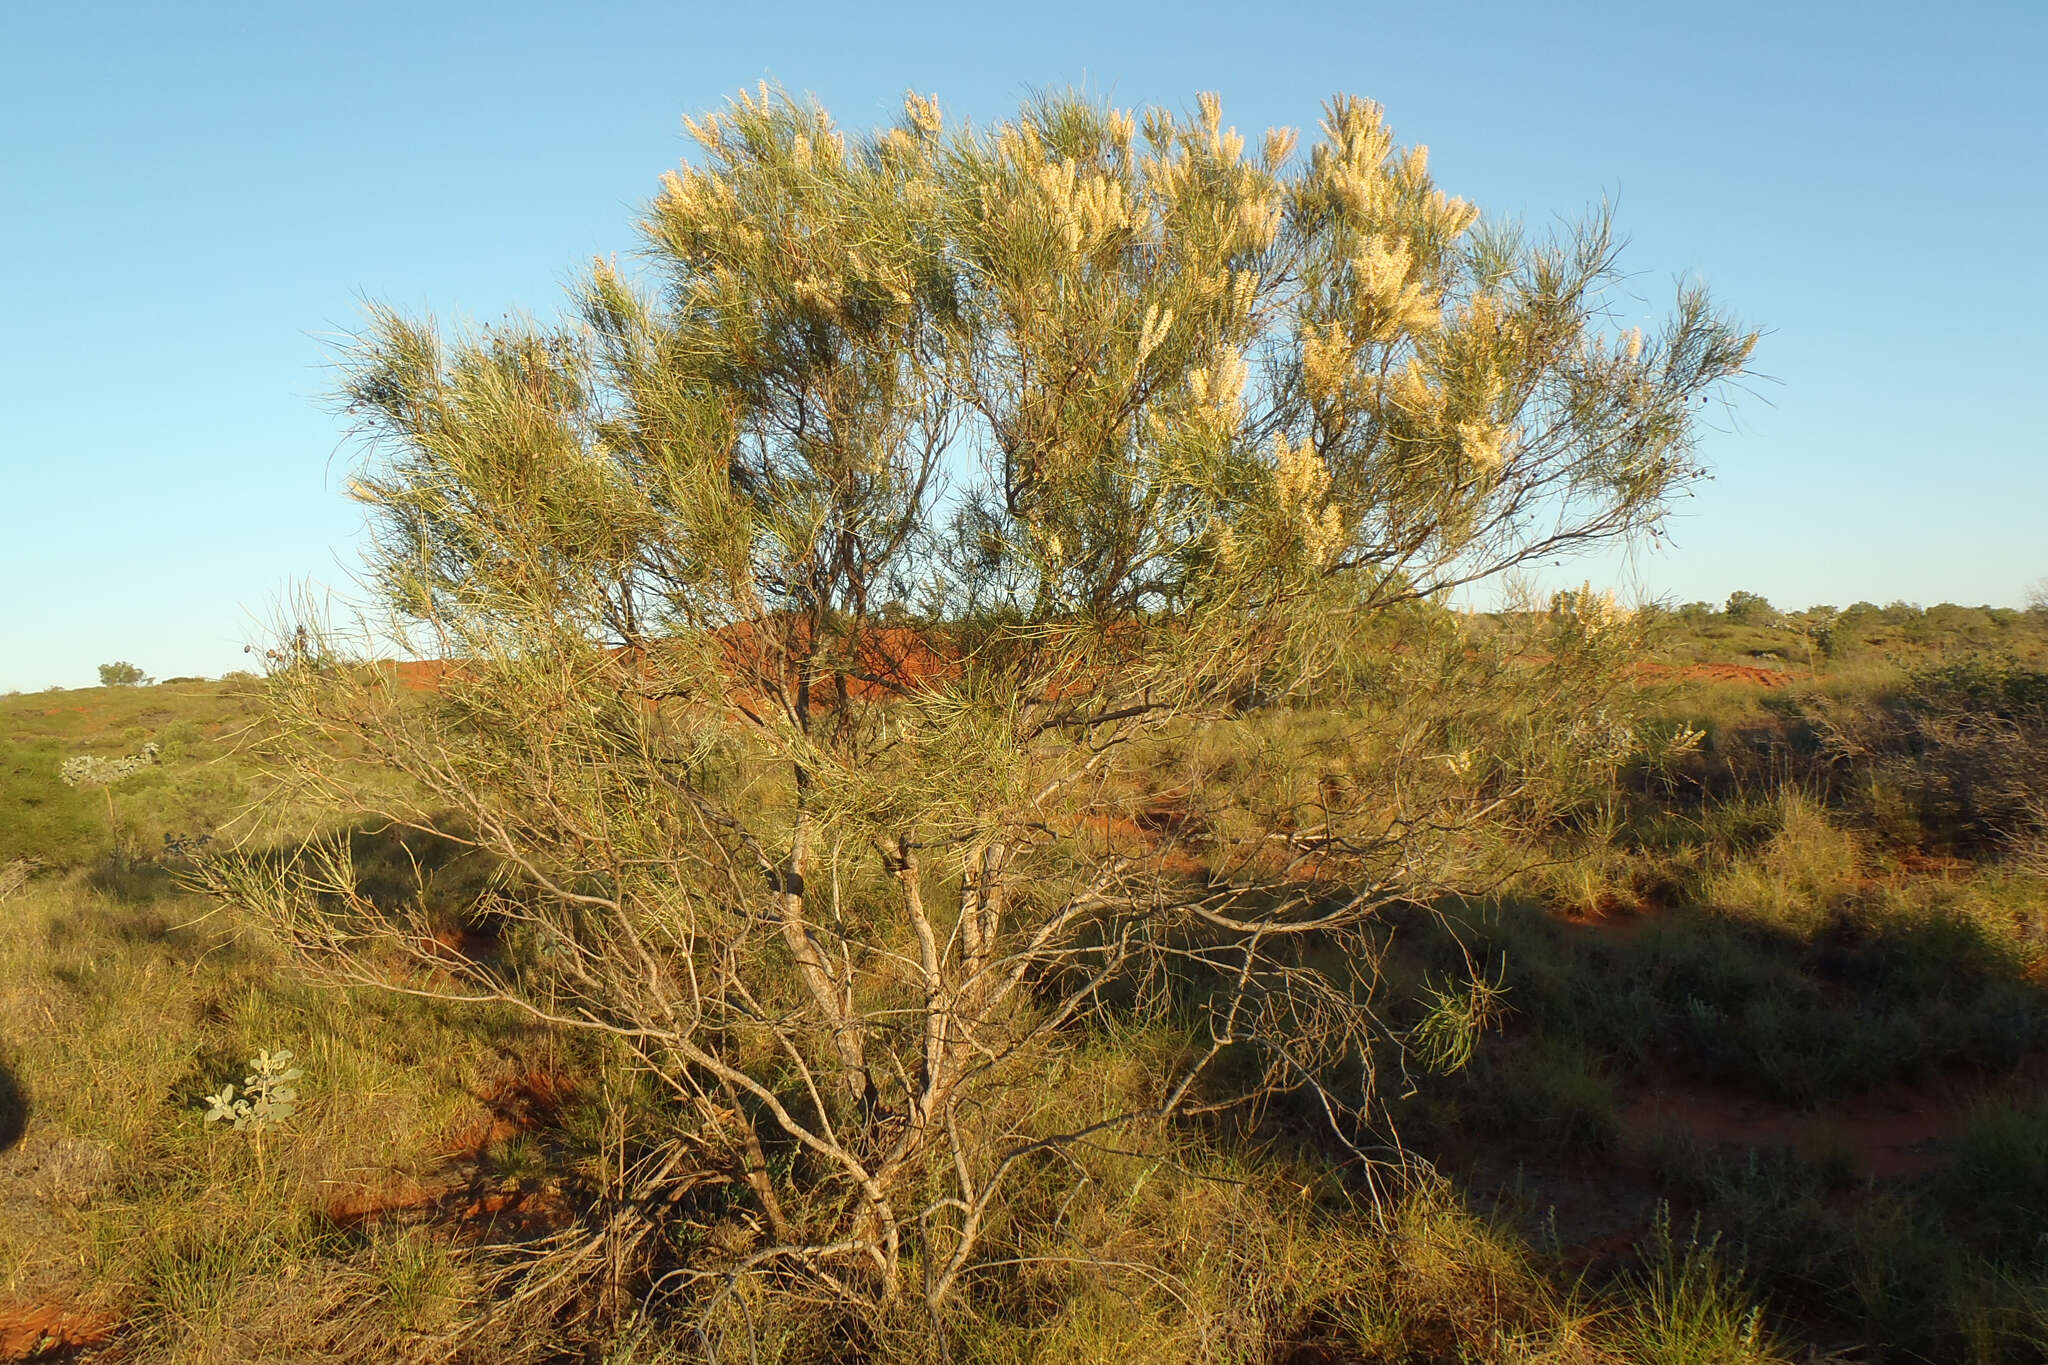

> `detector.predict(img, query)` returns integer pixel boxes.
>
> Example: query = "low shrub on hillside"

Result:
[1811,659,2048,855]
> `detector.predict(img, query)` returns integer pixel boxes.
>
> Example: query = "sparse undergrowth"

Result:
[0,867,590,1362]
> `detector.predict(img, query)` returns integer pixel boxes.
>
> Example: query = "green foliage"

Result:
[1721,591,1774,627]
[1812,657,2048,854]
[0,681,266,872]
[0,872,551,1361]
[2,649,2044,1363]
[1612,1205,1777,1365]
[12,608,2048,1359]
[1408,966,1505,1075]
[1942,1099,2048,1260]
[201,1048,303,1133]
[0,735,103,865]
[98,661,148,687]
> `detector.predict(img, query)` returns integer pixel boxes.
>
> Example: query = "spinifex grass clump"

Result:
[207,84,1753,1347]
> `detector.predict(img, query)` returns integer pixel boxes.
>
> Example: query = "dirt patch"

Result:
[446,1069,574,1156]
[1890,850,1975,879]
[323,1174,446,1228]
[1632,662,1797,688]
[425,923,503,969]
[0,1302,115,1362]
[307,1061,581,1242]
[1460,1060,2043,1276]
[387,621,970,707]
[323,1172,577,1242]
[324,1068,584,1240]
[1619,1058,2048,1181]
[1552,898,1667,945]
[1089,812,1210,878]
[1132,796,1201,838]
[447,1186,578,1239]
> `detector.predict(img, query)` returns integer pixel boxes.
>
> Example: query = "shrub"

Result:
[97,661,149,687]
[1722,591,1774,627]
[1813,658,2048,854]
[207,83,1753,1340]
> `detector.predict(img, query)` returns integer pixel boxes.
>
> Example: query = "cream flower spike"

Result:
[903,91,942,137]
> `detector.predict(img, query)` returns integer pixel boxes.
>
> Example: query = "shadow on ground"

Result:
[0,1061,25,1152]
[1346,883,2048,1362]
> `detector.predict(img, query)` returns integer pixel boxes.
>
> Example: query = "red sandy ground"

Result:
[1550,884,2037,1186]
[386,621,967,705]
[1631,661,1796,688]
[1618,1067,2021,1182]
[320,1069,581,1241]
[1540,1055,2048,1272]
[0,1303,114,1362]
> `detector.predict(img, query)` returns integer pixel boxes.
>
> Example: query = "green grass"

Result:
[1609,1207,1779,1365]
[0,868,557,1360]
[0,678,272,870]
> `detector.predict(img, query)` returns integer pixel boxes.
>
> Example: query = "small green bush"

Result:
[1723,592,1776,627]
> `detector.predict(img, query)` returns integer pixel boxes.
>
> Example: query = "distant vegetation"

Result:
[94,661,148,688]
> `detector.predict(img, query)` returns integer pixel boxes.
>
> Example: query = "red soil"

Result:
[1543,889,2036,1182]
[388,657,456,691]
[1891,850,1974,878]
[1553,901,1664,944]
[1091,812,1210,878]
[323,1068,581,1238]
[1545,1055,2048,1272]
[322,1176,444,1229]
[1630,661,1797,688]
[425,924,502,968]
[1619,1056,2048,1182]
[384,635,1804,708]
[0,1302,114,1362]
[455,1069,575,1154]
[1093,797,1346,883]
[322,1176,576,1241]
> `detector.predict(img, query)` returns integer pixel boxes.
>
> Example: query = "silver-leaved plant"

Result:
[202,1048,303,1133]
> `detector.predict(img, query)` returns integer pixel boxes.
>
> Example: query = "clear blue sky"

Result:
[4,0,2043,690]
